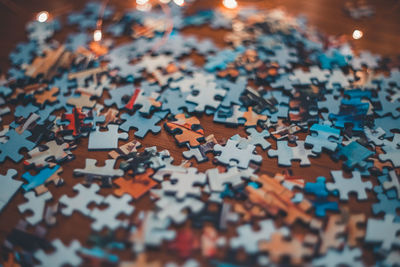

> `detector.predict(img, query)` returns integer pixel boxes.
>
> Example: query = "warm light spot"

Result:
[352,29,363,40]
[137,2,152,11]
[223,0,238,9]
[159,0,171,3]
[173,0,185,6]
[93,29,102,42]
[136,0,148,4]
[36,11,49,23]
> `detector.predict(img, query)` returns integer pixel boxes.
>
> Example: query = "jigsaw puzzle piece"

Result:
[120,110,168,138]
[88,124,129,150]
[59,183,104,216]
[0,169,22,212]
[326,170,372,201]
[22,165,64,194]
[214,139,262,169]
[34,239,82,267]
[90,194,134,231]
[0,129,36,163]
[305,124,341,153]
[18,191,52,225]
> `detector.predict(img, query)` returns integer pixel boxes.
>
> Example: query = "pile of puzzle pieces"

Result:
[0,0,399,266]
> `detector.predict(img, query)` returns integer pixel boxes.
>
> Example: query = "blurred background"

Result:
[0,0,399,72]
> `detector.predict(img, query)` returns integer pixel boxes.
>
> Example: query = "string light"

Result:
[352,29,363,40]
[223,0,238,9]
[173,0,185,6]
[36,11,49,23]
[136,0,148,4]
[93,29,102,42]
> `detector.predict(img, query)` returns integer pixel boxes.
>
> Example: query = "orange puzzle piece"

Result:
[241,107,268,127]
[114,169,157,199]
[165,113,204,147]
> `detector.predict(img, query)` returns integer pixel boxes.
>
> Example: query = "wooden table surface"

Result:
[0,0,399,266]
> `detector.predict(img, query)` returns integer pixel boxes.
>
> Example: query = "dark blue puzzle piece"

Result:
[332,141,374,170]
[0,130,36,163]
[119,111,168,138]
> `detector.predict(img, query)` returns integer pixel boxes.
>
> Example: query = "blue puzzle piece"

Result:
[220,77,247,107]
[0,169,22,212]
[377,171,398,199]
[22,165,62,192]
[80,247,118,263]
[268,141,292,166]
[0,130,36,163]
[372,186,400,222]
[204,46,245,72]
[304,176,329,198]
[318,49,348,69]
[119,111,168,138]
[160,88,195,115]
[9,41,37,66]
[312,199,339,217]
[15,104,39,118]
[66,33,89,51]
[332,141,374,170]
[0,85,12,97]
[374,115,400,138]
[8,68,26,80]
[305,124,340,153]
[104,84,134,109]
[88,125,129,150]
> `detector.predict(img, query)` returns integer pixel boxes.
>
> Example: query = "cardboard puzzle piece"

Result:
[60,107,92,137]
[305,124,341,153]
[74,158,123,178]
[161,168,206,199]
[119,110,168,138]
[382,170,400,198]
[333,141,374,170]
[24,140,73,168]
[230,219,289,254]
[313,246,362,267]
[165,113,204,147]
[18,191,52,225]
[259,233,313,265]
[130,211,175,253]
[0,169,22,212]
[326,170,372,201]
[268,140,315,166]
[88,124,128,150]
[59,183,104,216]
[231,128,271,150]
[214,139,262,169]
[378,134,400,167]
[22,165,64,195]
[206,167,254,192]
[109,140,142,159]
[182,134,217,163]
[240,107,268,127]
[365,214,400,251]
[124,88,161,115]
[34,239,82,267]
[0,129,36,163]
[186,81,226,112]
[114,169,157,199]
[90,194,134,231]
[156,196,204,224]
